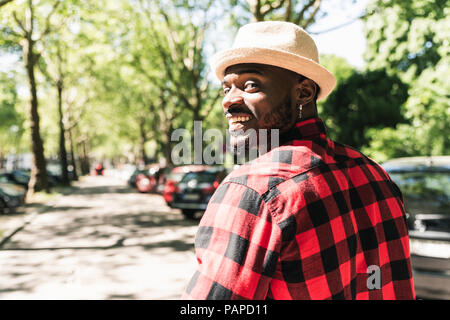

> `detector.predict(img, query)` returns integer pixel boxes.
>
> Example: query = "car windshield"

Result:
[180,171,218,184]
[388,171,450,214]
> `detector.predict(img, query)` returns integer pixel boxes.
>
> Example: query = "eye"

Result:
[244,81,258,92]
[222,87,230,95]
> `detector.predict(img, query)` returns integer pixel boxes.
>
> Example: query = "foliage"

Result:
[0,71,24,156]
[321,69,409,149]
[319,54,354,82]
[362,0,450,161]
[227,0,359,30]
[95,0,224,164]
[362,59,450,161]
[364,0,448,80]
[0,0,447,174]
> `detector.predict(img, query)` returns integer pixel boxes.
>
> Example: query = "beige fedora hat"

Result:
[210,21,336,101]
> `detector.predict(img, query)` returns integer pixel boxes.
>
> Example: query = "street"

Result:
[0,175,198,299]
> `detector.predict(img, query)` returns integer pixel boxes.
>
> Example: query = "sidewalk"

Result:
[0,175,198,299]
[0,196,60,248]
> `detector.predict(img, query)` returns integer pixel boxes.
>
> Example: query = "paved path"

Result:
[0,175,198,299]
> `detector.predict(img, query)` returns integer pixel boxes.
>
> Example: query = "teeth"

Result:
[230,115,251,123]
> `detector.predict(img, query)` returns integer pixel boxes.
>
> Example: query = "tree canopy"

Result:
[0,0,447,191]
[360,0,449,161]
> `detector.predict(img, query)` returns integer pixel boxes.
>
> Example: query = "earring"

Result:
[298,104,303,119]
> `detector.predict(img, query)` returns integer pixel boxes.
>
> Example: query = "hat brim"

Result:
[210,47,336,101]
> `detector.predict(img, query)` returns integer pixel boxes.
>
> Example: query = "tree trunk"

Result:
[79,139,90,175]
[192,107,202,122]
[138,117,148,164]
[162,135,172,166]
[57,79,69,185]
[24,37,49,197]
[67,126,78,181]
[160,121,174,166]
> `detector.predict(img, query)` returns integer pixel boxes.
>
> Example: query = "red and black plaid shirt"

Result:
[183,117,415,300]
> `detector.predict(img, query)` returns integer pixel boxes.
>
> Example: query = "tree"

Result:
[38,41,70,185]
[246,0,323,27]
[0,71,24,168]
[227,0,368,31]
[364,0,447,80]
[318,54,354,83]
[361,0,449,160]
[111,0,223,164]
[0,0,14,8]
[362,61,450,162]
[37,1,83,185]
[0,0,66,195]
[321,69,409,149]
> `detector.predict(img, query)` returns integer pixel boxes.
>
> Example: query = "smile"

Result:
[228,114,253,132]
[228,115,252,125]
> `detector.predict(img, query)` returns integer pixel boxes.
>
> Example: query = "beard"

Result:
[228,96,293,158]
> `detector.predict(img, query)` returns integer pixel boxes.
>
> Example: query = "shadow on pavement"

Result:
[1,238,194,252]
[62,184,137,196]
[0,177,200,299]
[1,177,200,254]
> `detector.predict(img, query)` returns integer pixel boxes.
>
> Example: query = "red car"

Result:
[136,164,164,193]
[95,163,104,176]
[163,165,211,207]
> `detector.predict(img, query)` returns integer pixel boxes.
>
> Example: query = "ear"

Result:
[293,78,317,106]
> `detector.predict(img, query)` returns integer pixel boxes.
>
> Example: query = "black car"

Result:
[0,182,26,214]
[382,156,450,299]
[46,163,76,183]
[170,167,228,219]
[0,170,30,189]
[0,168,65,189]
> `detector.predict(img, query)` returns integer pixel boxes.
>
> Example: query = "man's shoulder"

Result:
[331,141,392,179]
[222,140,392,196]
[222,144,327,196]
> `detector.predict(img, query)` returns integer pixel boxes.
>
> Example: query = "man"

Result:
[183,21,415,300]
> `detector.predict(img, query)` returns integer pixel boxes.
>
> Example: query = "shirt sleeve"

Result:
[182,182,282,300]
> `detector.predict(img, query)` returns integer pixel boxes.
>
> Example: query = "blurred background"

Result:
[0,0,448,300]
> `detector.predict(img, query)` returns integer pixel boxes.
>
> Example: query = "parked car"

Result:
[20,168,62,187]
[1,166,71,189]
[163,165,212,208]
[46,162,76,182]
[135,164,167,193]
[0,170,30,189]
[170,166,228,219]
[382,156,450,299]
[94,163,104,176]
[155,166,173,195]
[0,182,26,214]
[128,167,148,188]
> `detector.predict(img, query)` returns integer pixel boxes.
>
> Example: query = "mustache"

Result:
[224,105,254,116]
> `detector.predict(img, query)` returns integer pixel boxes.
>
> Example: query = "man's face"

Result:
[221,63,298,149]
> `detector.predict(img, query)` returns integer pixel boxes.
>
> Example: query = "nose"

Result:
[222,86,244,111]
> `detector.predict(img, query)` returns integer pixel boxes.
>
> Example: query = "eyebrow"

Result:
[222,69,264,85]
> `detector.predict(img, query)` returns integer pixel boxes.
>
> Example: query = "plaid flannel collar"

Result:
[279,117,328,146]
